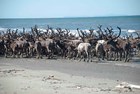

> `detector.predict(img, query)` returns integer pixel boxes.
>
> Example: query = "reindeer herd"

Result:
[0,25,140,62]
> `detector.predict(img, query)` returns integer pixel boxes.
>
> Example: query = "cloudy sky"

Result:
[0,0,140,18]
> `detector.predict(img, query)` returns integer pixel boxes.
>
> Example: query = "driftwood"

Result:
[116,82,140,91]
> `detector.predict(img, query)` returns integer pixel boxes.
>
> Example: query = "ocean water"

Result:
[0,16,140,36]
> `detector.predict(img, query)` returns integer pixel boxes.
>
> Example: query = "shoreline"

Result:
[0,58,140,94]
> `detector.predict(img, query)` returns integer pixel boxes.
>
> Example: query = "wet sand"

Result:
[0,57,140,94]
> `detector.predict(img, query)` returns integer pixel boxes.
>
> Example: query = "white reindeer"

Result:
[95,40,106,61]
[77,42,91,62]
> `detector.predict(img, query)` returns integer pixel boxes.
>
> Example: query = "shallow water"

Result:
[0,16,140,33]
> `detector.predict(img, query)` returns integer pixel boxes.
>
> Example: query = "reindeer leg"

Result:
[26,48,29,58]
[97,52,100,61]
[115,52,119,61]
[108,50,112,61]
[21,49,24,58]
[86,51,89,62]
[39,53,42,59]
[36,54,39,59]
[76,51,80,61]
[36,50,40,59]
[124,51,127,62]
[106,51,109,60]
[79,52,83,62]
[102,51,105,60]
[28,48,30,58]
[5,52,7,58]
[4,47,8,58]
[12,49,16,58]
[119,52,122,61]
[127,50,130,62]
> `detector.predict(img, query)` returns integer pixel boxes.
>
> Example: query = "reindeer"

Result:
[0,36,5,55]
[75,28,97,62]
[104,27,122,61]
[95,26,122,61]
[1,25,138,62]
[76,43,91,62]
[95,40,106,60]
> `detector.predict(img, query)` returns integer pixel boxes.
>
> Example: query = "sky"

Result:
[0,0,140,18]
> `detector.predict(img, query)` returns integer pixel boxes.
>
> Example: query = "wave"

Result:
[0,27,7,31]
[128,30,140,33]
[0,27,139,37]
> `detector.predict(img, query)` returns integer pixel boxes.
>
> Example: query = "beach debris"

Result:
[67,85,90,90]
[0,69,24,74]
[116,82,140,91]
[42,75,61,82]
[66,85,83,89]
[21,86,30,91]
[47,75,55,80]
[98,83,107,85]
[76,85,82,89]
[100,88,111,91]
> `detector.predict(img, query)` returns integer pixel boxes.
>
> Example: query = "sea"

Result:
[0,16,140,36]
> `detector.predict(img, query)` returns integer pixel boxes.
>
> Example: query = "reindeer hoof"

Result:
[36,56,39,59]
[12,56,16,58]
[115,59,118,61]
[127,59,129,62]
[83,59,86,62]
[78,59,81,62]
[124,59,127,62]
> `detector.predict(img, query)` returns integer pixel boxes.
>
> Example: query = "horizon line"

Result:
[0,15,140,19]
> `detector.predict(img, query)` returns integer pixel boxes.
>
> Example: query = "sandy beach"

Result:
[1,0,140,93]
[0,57,140,94]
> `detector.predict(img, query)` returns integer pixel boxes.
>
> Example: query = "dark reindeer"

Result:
[1,25,139,62]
